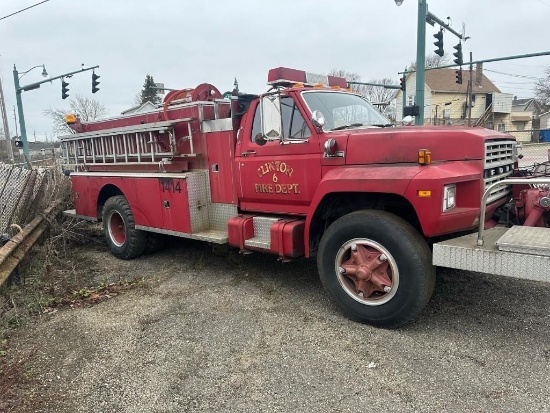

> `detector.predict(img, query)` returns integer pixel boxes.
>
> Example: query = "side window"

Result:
[251,102,262,142]
[281,96,311,140]
[250,96,311,142]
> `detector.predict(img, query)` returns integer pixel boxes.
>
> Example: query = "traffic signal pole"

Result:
[13,64,98,168]
[415,0,427,125]
[398,0,465,125]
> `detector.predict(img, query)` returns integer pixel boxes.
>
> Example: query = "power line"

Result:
[0,0,51,21]
[484,69,541,80]
[492,62,550,69]
[493,80,536,85]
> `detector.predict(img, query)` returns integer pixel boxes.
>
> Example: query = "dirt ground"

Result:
[1,226,549,412]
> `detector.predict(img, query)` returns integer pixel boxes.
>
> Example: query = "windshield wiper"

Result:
[331,123,364,131]
[371,124,393,128]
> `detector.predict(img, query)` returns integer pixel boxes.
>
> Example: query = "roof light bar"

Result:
[267,67,347,88]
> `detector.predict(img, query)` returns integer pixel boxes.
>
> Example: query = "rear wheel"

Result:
[145,232,166,254]
[102,195,147,260]
[317,210,435,328]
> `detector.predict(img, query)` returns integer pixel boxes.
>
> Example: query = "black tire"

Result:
[145,232,166,254]
[317,210,435,328]
[102,195,147,260]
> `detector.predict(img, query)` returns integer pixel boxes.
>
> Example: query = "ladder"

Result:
[60,118,195,167]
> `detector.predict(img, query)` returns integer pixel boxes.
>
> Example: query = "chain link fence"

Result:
[0,163,70,235]
[503,129,549,170]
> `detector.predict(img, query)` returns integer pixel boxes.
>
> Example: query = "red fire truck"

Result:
[61,67,526,328]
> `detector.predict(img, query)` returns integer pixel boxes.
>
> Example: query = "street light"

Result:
[12,63,99,168]
[13,64,48,167]
[18,65,48,80]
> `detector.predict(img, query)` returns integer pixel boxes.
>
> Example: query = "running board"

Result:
[136,225,228,244]
[433,227,550,283]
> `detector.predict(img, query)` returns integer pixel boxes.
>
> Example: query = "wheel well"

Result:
[97,184,124,220]
[309,192,422,256]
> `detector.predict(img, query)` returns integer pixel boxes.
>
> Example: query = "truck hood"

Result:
[343,126,514,165]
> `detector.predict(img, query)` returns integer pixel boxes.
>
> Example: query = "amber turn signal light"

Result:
[65,114,77,124]
[418,149,432,165]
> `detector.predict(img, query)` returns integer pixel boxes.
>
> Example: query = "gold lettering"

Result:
[273,183,300,194]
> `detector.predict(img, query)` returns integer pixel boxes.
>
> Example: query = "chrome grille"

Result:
[484,140,515,204]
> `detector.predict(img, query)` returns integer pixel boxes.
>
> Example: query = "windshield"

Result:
[301,91,391,131]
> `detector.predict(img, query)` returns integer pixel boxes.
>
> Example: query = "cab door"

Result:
[236,94,321,214]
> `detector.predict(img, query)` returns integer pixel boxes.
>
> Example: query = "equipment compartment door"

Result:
[158,177,192,233]
[236,96,321,214]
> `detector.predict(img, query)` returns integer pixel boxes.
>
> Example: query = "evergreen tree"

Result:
[139,74,161,105]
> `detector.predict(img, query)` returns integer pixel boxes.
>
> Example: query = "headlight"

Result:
[443,184,456,212]
[512,142,520,162]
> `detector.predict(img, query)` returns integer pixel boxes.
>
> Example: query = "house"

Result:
[511,97,546,132]
[512,97,545,118]
[121,101,157,115]
[509,100,534,141]
[395,68,513,134]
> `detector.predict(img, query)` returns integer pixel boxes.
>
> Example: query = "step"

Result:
[496,225,550,256]
[187,229,228,244]
[244,216,280,249]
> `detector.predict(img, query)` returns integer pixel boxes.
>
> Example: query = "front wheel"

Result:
[317,210,435,328]
[102,195,147,260]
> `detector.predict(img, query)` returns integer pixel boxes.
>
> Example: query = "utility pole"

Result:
[467,52,473,127]
[13,106,18,135]
[0,76,13,162]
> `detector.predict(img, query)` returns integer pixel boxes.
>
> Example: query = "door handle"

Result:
[241,150,256,157]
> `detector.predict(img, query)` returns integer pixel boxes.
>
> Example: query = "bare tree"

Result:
[44,95,107,135]
[328,69,361,83]
[328,69,397,118]
[409,53,450,70]
[535,67,550,114]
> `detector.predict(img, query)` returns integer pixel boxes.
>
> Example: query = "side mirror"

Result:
[254,133,267,146]
[311,110,326,132]
[261,95,282,140]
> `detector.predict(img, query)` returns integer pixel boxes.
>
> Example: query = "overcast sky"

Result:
[1,0,550,141]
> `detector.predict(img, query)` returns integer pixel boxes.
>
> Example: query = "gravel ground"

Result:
[8,238,550,412]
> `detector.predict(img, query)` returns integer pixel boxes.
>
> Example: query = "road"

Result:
[12,238,550,412]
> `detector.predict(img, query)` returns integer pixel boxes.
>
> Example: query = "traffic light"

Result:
[14,139,23,148]
[61,79,69,100]
[433,30,444,57]
[453,42,463,66]
[399,77,406,91]
[455,68,463,84]
[92,72,100,94]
